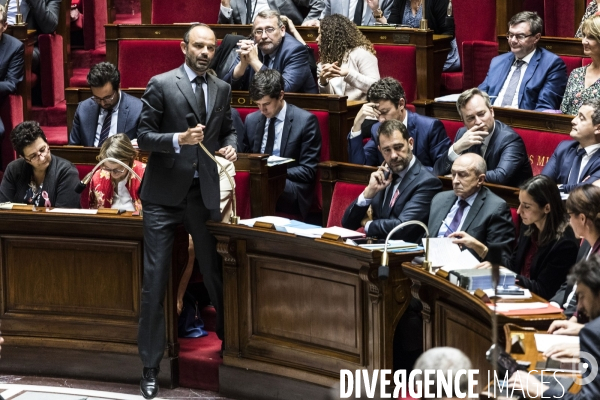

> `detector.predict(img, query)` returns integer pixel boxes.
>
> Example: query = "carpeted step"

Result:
[71,46,107,69]
[178,333,222,392]
[70,68,91,87]
[30,101,66,126]
[42,125,68,145]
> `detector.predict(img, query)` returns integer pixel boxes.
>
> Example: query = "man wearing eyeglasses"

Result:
[68,62,143,147]
[223,9,318,93]
[478,11,567,111]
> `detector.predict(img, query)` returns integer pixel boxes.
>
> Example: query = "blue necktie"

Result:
[568,148,587,185]
[98,108,114,147]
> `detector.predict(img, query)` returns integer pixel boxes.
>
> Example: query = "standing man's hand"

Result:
[219,145,237,161]
[221,0,231,7]
[179,124,205,145]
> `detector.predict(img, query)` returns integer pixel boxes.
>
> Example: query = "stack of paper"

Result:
[534,334,579,353]
[422,237,480,270]
[358,240,419,251]
[267,156,295,166]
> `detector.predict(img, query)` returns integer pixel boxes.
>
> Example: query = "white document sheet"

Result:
[422,237,480,270]
[239,216,291,227]
[534,334,579,353]
[46,208,98,214]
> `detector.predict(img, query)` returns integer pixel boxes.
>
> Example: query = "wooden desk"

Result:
[499,36,584,58]
[0,208,188,387]
[5,25,36,120]
[403,263,565,392]
[50,146,288,218]
[207,222,423,400]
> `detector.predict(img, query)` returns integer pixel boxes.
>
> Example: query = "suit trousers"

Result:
[139,179,223,368]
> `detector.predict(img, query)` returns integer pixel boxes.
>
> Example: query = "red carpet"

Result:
[178,306,222,392]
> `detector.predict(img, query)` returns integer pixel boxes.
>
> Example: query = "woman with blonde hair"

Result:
[562,14,600,115]
[317,14,380,101]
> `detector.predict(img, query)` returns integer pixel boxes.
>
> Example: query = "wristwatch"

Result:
[373,8,383,18]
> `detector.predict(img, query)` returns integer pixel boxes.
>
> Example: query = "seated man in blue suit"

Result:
[0,5,24,141]
[342,119,442,242]
[542,99,600,193]
[347,77,451,171]
[243,69,321,218]
[223,10,317,93]
[434,88,532,187]
[69,62,143,147]
[478,11,567,111]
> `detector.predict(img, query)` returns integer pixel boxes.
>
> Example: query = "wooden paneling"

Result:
[499,35,584,57]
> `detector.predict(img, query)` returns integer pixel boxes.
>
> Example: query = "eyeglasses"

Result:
[91,91,117,104]
[101,166,126,174]
[253,27,277,37]
[506,33,534,42]
[24,145,49,163]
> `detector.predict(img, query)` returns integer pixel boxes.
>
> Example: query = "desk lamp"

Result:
[378,220,431,280]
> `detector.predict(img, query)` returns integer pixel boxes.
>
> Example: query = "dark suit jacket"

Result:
[0,33,24,138]
[68,92,143,146]
[478,47,567,111]
[550,240,592,318]
[347,111,451,170]
[243,103,321,217]
[25,0,61,34]
[218,0,324,25]
[433,120,533,187]
[544,316,600,399]
[507,225,579,300]
[0,155,81,208]
[541,140,600,193]
[427,187,515,266]
[223,34,318,94]
[137,65,237,209]
[342,158,443,242]
[388,0,453,35]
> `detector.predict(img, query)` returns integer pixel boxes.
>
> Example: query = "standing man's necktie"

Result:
[98,108,114,147]
[353,0,364,25]
[500,59,525,107]
[245,0,253,24]
[444,199,469,237]
[568,147,587,185]
[194,76,207,125]
[264,117,277,155]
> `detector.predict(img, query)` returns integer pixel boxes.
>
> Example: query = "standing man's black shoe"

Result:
[140,367,159,399]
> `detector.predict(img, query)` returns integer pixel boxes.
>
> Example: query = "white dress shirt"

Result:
[94,92,122,147]
[493,49,536,109]
[436,190,479,237]
[260,101,287,155]
[220,0,269,22]
[349,0,367,23]
[577,143,600,182]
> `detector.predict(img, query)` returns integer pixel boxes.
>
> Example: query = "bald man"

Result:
[428,153,515,266]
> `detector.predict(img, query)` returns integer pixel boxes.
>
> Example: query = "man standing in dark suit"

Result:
[69,62,142,147]
[478,11,566,111]
[342,119,442,242]
[223,10,317,93]
[0,5,24,141]
[136,23,237,399]
[243,69,321,218]
[428,153,515,267]
[434,88,532,187]
[347,77,451,171]
[508,257,600,399]
[542,99,600,193]
[218,0,324,26]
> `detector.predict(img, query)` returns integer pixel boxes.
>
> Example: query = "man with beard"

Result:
[342,119,442,242]
[69,62,142,147]
[223,9,317,93]
[136,23,237,399]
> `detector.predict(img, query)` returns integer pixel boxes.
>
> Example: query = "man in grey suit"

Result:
[69,62,142,147]
[136,23,237,399]
[308,0,393,26]
[428,153,515,267]
[218,0,324,26]
[243,69,321,218]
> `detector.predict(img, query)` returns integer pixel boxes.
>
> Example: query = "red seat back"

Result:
[440,119,464,142]
[326,182,366,227]
[374,45,417,103]
[0,94,23,171]
[82,0,107,49]
[307,42,319,63]
[151,0,220,24]
[38,34,65,107]
[511,208,520,238]
[513,127,571,175]
[234,171,251,219]
[118,40,182,88]
[560,55,590,77]
[544,0,575,37]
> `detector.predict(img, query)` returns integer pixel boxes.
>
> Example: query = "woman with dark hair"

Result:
[454,175,579,299]
[0,121,80,208]
[316,14,380,101]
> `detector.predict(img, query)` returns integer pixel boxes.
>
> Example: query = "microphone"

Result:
[185,113,239,224]
[75,157,143,194]
[378,220,431,280]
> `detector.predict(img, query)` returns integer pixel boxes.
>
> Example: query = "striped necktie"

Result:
[98,108,114,147]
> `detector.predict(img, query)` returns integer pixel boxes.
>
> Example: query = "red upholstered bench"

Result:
[326,182,365,227]
[0,94,23,170]
[544,0,576,37]
[513,127,571,175]
[234,171,251,219]
[374,45,417,104]
[440,119,464,142]
[118,40,183,88]
[151,0,219,24]
[560,55,592,80]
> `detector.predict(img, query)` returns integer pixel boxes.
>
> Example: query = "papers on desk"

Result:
[488,302,563,316]
[356,240,419,251]
[240,216,292,227]
[534,334,579,353]
[0,202,26,210]
[434,94,461,102]
[46,208,98,214]
[239,217,365,238]
[422,237,480,270]
[477,288,532,299]
[267,156,295,166]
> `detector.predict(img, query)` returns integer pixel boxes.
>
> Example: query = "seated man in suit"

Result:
[243,69,321,218]
[69,62,143,147]
[342,119,442,242]
[0,5,24,141]
[428,153,515,266]
[348,77,451,171]
[478,11,566,111]
[434,88,533,187]
[509,256,600,399]
[218,0,324,26]
[542,99,600,193]
[223,10,317,93]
